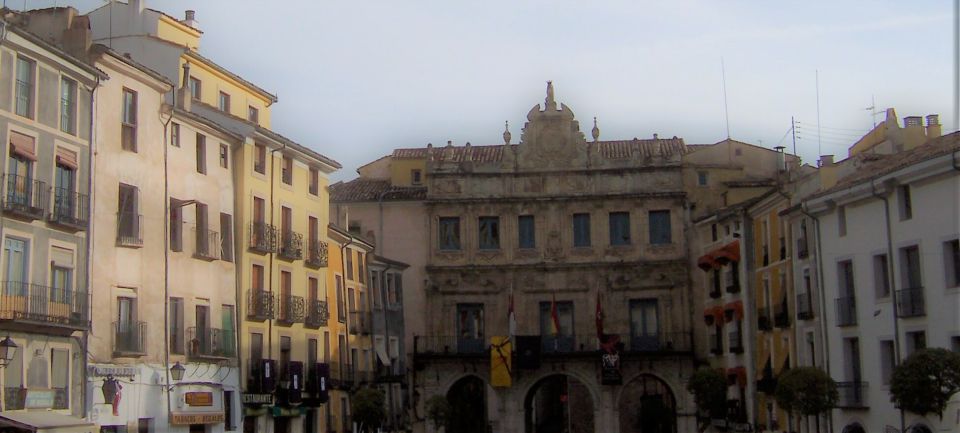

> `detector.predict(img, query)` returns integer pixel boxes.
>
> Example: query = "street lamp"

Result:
[0,336,17,367]
[170,362,185,381]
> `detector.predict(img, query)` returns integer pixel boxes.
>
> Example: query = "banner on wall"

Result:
[600,334,622,385]
[490,336,512,388]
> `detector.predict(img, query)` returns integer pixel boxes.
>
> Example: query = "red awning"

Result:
[715,240,741,264]
[703,305,724,326]
[697,254,719,271]
[724,301,744,322]
[727,366,747,387]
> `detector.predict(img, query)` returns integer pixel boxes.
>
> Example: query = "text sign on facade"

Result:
[171,412,225,425]
[241,393,273,405]
[185,392,213,407]
[24,389,55,409]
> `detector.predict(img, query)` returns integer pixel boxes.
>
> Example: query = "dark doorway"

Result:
[618,375,677,433]
[524,374,594,433]
[446,375,488,433]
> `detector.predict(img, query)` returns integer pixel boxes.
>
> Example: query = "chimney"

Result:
[177,62,192,110]
[774,146,787,172]
[819,155,834,167]
[903,116,923,128]
[182,10,199,30]
[925,114,941,138]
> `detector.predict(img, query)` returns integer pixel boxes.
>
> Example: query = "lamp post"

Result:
[0,335,17,367]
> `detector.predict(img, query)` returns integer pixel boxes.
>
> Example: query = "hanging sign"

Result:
[600,334,622,385]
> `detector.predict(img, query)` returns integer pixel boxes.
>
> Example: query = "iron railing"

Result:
[304,299,330,328]
[414,336,487,356]
[836,381,869,408]
[53,387,68,410]
[248,222,277,253]
[757,307,772,331]
[4,387,25,410]
[187,327,235,359]
[247,289,275,320]
[193,228,220,261]
[278,231,303,260]
[50,188,88,230]
[774,303,791,328]
[305,240,329,268]
[2,174,46,220]
[0,282,90,329]
[277,294,305,324]
[349,311,370,335]
[728,329,743,353]
[797,292,814,320]
[116,212,143,247]
[113,320,147,355]
[627,332,692,353]
[836,296,857,327]
[895,287,925,318]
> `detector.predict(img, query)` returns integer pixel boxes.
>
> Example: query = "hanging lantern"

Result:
[170,362,186,381]
[0,336,17,367]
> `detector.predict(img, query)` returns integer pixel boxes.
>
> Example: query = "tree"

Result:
[351,388,386,432]
[775,366,837,432]
[891,348,960,418]
[686,367,727,432]
[425,395,452,432]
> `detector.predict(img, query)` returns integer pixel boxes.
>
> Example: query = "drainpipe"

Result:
[799,203,832,433]
[161,82,177,427]
[82,71,102,421]
[870,181,905,433]
[268,143,286,364]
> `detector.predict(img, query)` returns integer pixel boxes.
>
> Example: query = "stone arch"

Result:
[617,373,678,433]
[907,423,932,433]
[523,373,595,433]
[444,374,489,433]
[841,422,866,433]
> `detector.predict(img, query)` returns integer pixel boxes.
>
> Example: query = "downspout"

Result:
[268,143,286,363]
[799,204,832,433]
[870,181,905,433]
[82,72,101,421]
[161,85,176,427]
[339,235,356,381]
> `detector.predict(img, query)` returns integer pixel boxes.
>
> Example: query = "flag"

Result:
[508,288,517,340]
[595,290,604,341]
[490,336,512,387]
[112,380,123,416]
[550,294,560,336]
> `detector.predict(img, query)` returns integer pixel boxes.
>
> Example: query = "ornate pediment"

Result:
[516,82,589,170]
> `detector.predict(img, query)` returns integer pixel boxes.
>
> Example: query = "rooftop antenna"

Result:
[721,57,731,139]
[865,95,883,127]
[815,70,822,159]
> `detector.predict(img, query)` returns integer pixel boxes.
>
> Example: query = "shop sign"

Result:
[24,389,55,409]
[88,365,138,377]
[185,392,213,407]
[171,412,225,425]
[242,393,273,405]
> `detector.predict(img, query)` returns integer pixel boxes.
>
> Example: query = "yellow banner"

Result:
[490,336,512,388]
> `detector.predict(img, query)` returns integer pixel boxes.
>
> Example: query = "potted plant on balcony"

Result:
[891,348,960,419]
[687,367,727,432]
[774,366,837,433]
[351,387,385,432]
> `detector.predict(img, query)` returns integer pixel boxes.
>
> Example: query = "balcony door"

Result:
[54,162,75,219]
[539,301,574,352]
[118,184,139,239]
[629,299,659,351]
[7,147,33,207]
[117,297,137,351]
[456,304,484,353]
[196,305,210,354]
[3,237,28,296]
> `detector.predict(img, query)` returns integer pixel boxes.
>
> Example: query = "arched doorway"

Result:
[524,374,594,433]
[618,374,677,433]
[842,423,866,433]
[446,375,487,433]
[908,424,932,433]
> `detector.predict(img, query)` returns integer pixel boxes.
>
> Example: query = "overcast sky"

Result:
[28,0,960,180]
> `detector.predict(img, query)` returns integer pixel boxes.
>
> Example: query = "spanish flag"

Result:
[550,294,560,336]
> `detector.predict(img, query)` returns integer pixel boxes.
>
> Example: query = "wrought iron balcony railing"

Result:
[50,188,88,230]
[835,296,857,327]
[797,292,814,320]
[278,231,303,260]
[277,294,305,324]
[414,336,487,356]
[187,326,236,359]
[349,311,370,335]
[304,299,330,328]
[305,240,329,268]
[248,222,277,254]
[895,287,925,318]
[193,228,220,261]
[836,381,869,408]
[3,174,46,220]
[247,289,275,321]
[627,332,692,353]
[0,281,90,330]
[116,212,143,247]
[113,320,147,356]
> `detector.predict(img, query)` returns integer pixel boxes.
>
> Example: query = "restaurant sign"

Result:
[242,393,273,405]
[185,392,213,407]
[171,412,225,425]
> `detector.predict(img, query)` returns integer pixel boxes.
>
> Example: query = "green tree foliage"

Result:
[774,367,838,416]
[425,395,452,430]
[687,367,727,432]
[351,388,386,432]
[891,348,960,418]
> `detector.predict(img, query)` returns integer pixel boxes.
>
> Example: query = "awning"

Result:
[703,306,724,326]
[56,147,78,170]
[10,131,36,161]
[715,240,741,264]
[375,338,391,365]
[724,301,744,322]
[0,411,96,433]
[726,367,747,387]
[697,253,719,271]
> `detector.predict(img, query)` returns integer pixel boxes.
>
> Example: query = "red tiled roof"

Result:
[329,179,426,203]
[391,138,689,162]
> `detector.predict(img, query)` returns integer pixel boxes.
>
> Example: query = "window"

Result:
[844,337,861,382]
[539,301,574,351]
[170,198,184,251]
[438,217,461,250]
[900,246,922,289]
[60,77,77,134]
[250,332,263,361]
[248,106,259,123]
[649,210,672,244]
[945,239,960,288]
[171,122,180,147]
[170,297,184,354]
[898,185,912,220]
[220,144,229,168]
[54,150,77,217]
[697,171,708,186]
[323,332,331,363]
[51,349,69,409]
[252,264,264,291]
[630,299,659,350]
[189,77,201,100]
[518,215,535,249]
[411,169,422,185]
[478,216,500,250]
[370,272,381,309]
[880,340,895,385]
[220,213,233,262]
[195,202,209,256]
[49,248,73,304]
[308,338,318,371]
[711,223,718,242]
[358,252,366,284]
[15,56,34,118]
[224,390,235,431]
[254,144,267,174]
[309,168,320,195]
[253,197,265,224]
[336,275,346,322]
[906,330,926,355]
[280,336,291,375]
[838,260,855,297]
[282,156,293,185]
[196,133,207,174]
[873,254,890,298]
[573,213,591,247]
[609,212,631,246]
[121,88,138,151]
[116,296,138,351]
[346,250,354,280]
[456,303,485,352]
[219,91,231,112]
[117,184,140,244]
[837,206,847,237]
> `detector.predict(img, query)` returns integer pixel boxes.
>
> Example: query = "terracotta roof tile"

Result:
[329,179,426,203]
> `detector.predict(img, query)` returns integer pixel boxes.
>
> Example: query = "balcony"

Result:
[2,174,46,220]
[627,332,692,353]
[113,320,147,356]
[278,231,303,261]
[248,222,277,254]
[895,287,925,318]
[305,240,329,268]
[246,358,278,393]
[709,335,723,355]
[0,282,90,332]
[277,294,305,325]
[193,229,220,261]
[187,327,235,359]
[541,335,577,353]
[247,289,275,321]
[304,299,329,328]
[774,304,791,328]
[414,336,487,357]
[835,296,857,327]
[797,237,809,259]
[757,307,772,331]
[349,311,370,335]
[342,364,356,388]
[116,212,143,247]
[49,188,88,231]
[836,381,869,409]
[728,329,743,354]
[796,292,814,320]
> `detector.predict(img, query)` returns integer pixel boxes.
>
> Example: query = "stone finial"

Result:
[545,81,556,110]
[591,117,600,141]
[503,121,512,144]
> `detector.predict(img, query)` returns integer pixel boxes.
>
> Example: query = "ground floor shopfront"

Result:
[87,363,239,433]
